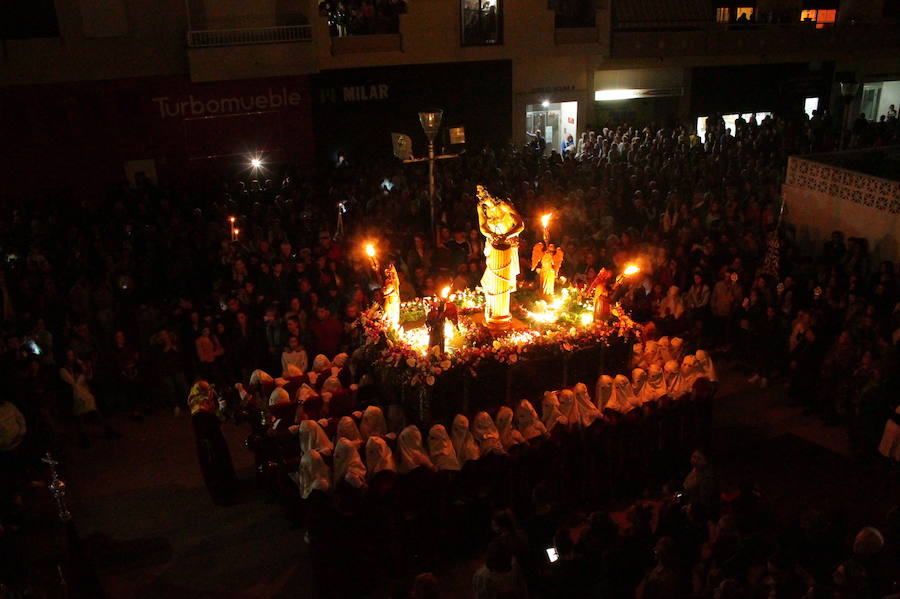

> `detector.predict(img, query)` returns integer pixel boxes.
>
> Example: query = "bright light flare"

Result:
[440,286,451,299]
[580,312,594,325]
[594,89,642,101]
[540,213,552,229]
[365,244,376,258]
[250,158,262,169]
[623,264,640,276]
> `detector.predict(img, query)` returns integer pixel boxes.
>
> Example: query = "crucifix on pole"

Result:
[392,109,463,246]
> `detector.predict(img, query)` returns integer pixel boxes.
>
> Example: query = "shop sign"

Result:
[152,86,304,119]
[318,84,390,103]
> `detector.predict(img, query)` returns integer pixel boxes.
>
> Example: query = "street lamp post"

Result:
[393,110,463,245]
[419,110,442,241]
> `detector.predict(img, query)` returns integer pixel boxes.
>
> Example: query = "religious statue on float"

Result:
[477,185,524,329]
[426,287,459,353]
[382,264,401,329]
[531,242,564,299]
[585,268,613,322]
[584,264,640,323]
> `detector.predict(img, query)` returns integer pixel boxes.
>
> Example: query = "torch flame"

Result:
[440,286,451,299]
[365,244,375,258]
[623,264,640,276]
[541,213,552,229]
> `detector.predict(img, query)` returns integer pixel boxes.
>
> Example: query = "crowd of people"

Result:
[1,107,899,596]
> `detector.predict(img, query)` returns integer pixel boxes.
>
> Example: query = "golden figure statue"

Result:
[382,264,400,329]
[531,242,564,299]
[477,185,524,329]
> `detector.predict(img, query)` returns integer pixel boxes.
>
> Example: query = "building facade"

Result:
[2,0,899,193]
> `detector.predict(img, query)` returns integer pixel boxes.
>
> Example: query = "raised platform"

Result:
[356,286,638,423]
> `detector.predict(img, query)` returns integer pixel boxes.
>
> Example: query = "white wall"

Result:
[879,81,900,119]
[560,101,578,145]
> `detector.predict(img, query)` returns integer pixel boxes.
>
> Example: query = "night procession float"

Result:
[354,185,642,422]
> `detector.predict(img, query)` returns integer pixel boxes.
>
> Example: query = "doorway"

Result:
[525,101,578,155]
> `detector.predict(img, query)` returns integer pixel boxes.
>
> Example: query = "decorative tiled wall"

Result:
[786,156,900,215]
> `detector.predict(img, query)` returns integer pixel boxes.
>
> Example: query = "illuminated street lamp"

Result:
[392,110,462,244]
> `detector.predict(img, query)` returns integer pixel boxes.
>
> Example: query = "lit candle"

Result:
[623,264,640,276]
[229,216,236,241]
[541,213,552,245]
[233,227,240,241]
[365,243,378,271]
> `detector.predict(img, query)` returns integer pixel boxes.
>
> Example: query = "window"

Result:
[461,0,502,45]
[716,7,730,22]
[804,97,820,118]
[800,9,836,28]
[735,6,754,21]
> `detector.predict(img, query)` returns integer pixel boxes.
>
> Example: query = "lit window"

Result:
[716,7,730,22]
[461,0,502,45]
[801,8,837,28]
[736,7,754,20]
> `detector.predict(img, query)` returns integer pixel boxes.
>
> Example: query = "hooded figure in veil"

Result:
[300,419,334,456]
[336,416,362,446]
[631,343,644,369]
[606,375,641,414]
[397,425,434,473]
[643,341,660,369]
[472,411,505,455]
[451,414,481,465]
[669,337,685,363]
[515,399,547,440]
[664,360,683,397]
[365,435,397,480]
[643,364,667,403]
[541,391,566,432]
[428,424,461,470]
[360,405,387,441]
[679,355,701,394]
[572,383,601,427]
[595,375,614,411]
[334,437,367,488]
[632,368,648,399]
[495,406,525,449]
[294,449,331,499]
[694,350,718,383]
[657,337,671,363]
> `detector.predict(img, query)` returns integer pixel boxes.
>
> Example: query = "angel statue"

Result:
[531,242,564,298]
[477,185,524,329]
[382,264,401,329]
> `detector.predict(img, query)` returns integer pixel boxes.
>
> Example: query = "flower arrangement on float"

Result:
[355,288,639,387]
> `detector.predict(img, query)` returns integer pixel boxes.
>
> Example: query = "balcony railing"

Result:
[187,24,312,48]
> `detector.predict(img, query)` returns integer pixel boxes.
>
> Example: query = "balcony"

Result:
[611,21,900,59]
[187,24,312,48]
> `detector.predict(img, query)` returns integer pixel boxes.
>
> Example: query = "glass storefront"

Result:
[525,101,578,155]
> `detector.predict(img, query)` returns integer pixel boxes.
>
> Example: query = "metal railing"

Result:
[187,24,312,48]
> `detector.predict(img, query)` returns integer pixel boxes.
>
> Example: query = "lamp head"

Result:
[418,110,444,143]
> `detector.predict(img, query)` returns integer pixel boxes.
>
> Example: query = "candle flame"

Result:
[233,228,240,236]
[440,286,451,299]
[229,216,236,223]
[623,264,640,276]
[365,244,375,258]
[541,213,552,229]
